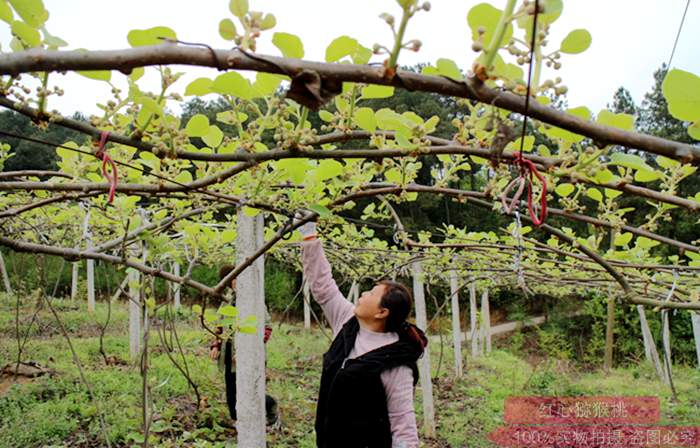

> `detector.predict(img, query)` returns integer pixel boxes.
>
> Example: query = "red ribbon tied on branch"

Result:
[502,152,548,226]
[94,131,118,204]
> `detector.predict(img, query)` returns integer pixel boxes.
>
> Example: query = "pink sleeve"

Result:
[301,238,354,335]
[381,366,419,447]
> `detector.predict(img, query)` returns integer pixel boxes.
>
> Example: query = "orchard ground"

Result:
[1,295,699,448]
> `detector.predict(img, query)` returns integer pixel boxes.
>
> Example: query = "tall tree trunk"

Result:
[411,261,435,437]
[449,270,463,378]
[235,211,267,447]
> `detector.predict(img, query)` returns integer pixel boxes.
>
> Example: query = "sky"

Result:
[0,0,698,118]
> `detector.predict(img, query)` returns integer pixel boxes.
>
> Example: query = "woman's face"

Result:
[354,283,389,321]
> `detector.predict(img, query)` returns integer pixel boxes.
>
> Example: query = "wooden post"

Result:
[303,277,311,330]
[469,282,479,358]
[411,261,435,437]
[70,262,79,301]
[234,211,266,447]
[637,305,666,383]
[172,262,181,309]
[0,251,12,294]
[128,268,141,361]
[481,289,491,354]
[83,209,95,313]
[449,270,463,378]
[691,312,700,369]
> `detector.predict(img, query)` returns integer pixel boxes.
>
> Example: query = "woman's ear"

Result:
[375,307,390,320]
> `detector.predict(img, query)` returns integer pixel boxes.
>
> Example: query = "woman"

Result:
[299,220,427,448]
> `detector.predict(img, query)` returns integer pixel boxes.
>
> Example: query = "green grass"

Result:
[1,294,699,447]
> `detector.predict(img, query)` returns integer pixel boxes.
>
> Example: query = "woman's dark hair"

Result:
[379,280,426,348]
[378,280,412,332]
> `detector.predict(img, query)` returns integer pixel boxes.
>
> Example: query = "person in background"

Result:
[298,218,427,448]
[209,265,278,427]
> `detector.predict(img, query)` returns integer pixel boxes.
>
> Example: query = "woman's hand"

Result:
[294,213,317,240]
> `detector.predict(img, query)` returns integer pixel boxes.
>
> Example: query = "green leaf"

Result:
[596,109,634,131]
[662,69,700,122]
[586,188,602,203]
[609,153,654,172]
[203,125,224,148]
[424,116,439,133]
[277,158,311,183]
[8,0,47,27]
[211,71,253,100]
[540,0,563,24]
[252,73,285,96]
[543,106,590,143]
[229,0,248,18]
[435,58,463,80]
[560,29,591,54]
[185,114,210,137]
[467,3,513,49]
[360,85,394,99]
[139,152,160,170]
[636,236,660,249]
[614,232,633,247]
[309,204,331,217]
[0,1,14,24]
[174,170,192,184]
[260,13,276,30]
[219,18,237,41]
[272,32,304,59]
[352,45,372,64]
[239,325,257,334]
[319,110,334,122]
[77,70,111,82]
[218,305,238,317]
[634,168,662,183]
[554,183,575,197]
[56,141,79,162]
[192,304,202,315]
[130,67,145,81]
[315,160,344,181]
[604,188,622,199]
[11,20,40,47]
[689,121,700,140]
[656,155,680,170]
[354,107,376,132]
[325,36,358,62]
[185,77,213,96]
[127,26,176,47]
